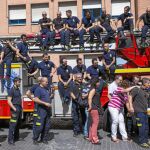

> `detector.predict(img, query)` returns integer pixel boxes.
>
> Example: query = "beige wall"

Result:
[0,0,149,36]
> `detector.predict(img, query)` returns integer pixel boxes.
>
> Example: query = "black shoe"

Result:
[33,140,39,145]
[8,141,15,146]
[42,141,49,145]
[73,133,80,137]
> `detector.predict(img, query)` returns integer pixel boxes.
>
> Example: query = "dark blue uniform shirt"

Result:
[38,60,55,77]
[53,18,64,30]
[87,65,100,78]
[64,16,80,28]
[103,50,115,65]
[34,86,50,104]
[39,18,52,30]
[140,13,150,26]
[73,65,86,75]
[30,84,39,95]
[57,65,72,82]
[8,86,22,106]
[82,16,95,28]
[2,46,15,60]
[17,42,29,57]
[28,59,38,74]
[118,13,133,27]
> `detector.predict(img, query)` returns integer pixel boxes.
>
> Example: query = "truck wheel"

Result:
[102,108,111,132]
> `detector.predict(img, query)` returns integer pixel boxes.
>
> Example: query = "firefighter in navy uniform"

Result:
[79,10,95,51]
[97,8,115,42]
[136,7,150,48]
[26,77,42,139]
[102,43,116,82]
[73,58,86,80]
[7,77,22,145]
[64,10,80,51]
[70,73,86,137]
[53,11,65,50]
[33,77,52,145]
[37,11,54,50]
[37,53,57,90]
[0,41,17,91]
[87,58,105,80]
[57,57,73,104]
[117,6,134,40]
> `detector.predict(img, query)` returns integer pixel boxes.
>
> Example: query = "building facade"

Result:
[0,0,149,36]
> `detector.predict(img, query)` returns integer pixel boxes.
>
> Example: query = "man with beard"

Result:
[97,8,115,42]
[86,58,105,80]
[57,57,73,104]
[136,7,150,47]
[117,6,134,40]
[37,53,57,90]
[53,11,65,50]
[73,58,86,80]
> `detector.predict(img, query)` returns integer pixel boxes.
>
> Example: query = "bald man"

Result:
[136,8,150,47]
[33,77,52,145]
[53,11,65,50]
[37,11,55,51]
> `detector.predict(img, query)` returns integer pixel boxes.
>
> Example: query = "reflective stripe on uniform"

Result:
[137,123,142,127]
[33,113,38,117]
[36,122,41,126]
[10,119,17,123]
[136,118,140,120]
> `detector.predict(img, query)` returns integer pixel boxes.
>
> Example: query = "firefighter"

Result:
[57,57,73,104]
[26,77,42,139]
[53,11,65,50]
[117,6,134,40]
[64,10,80,51]
[136,7,150,47]
[37,52,57,90]
[37,11,54,51]
[0,41,17,91]
[102,42,116,82]
[73,58,87,80]
[79,10,95,51]
[7,77,22,145]
[70,73,86,137]
[86,58,105,80]
[33,77,52,145]
[97,8,115,42]
[129,78,150,148]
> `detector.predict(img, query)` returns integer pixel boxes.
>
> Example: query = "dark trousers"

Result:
[64,29,79,46]
[8,105,22,143]
[58,81,72,102]
[37,29,55,47]
[136,112,149,144]
[55,30,65,45]
[141,25,150,40]
[102,65,115,80]
[72,100,86,134]
[90,27,102,43]
[0,59,12,79]
[33,107,51,142]
[102,23,114,42]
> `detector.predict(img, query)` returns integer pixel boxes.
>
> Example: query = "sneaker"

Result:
[140,143,150,148]
[73,132,80,138]
[147,140,150,146]
[65,45,71,51]
[42,141,49,145]
[79,46,84,51]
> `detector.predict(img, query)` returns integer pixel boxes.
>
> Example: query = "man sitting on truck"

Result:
[136,7,150,48]
[117,6,134,40]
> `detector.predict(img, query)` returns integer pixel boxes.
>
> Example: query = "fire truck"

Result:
[0,30,149,125]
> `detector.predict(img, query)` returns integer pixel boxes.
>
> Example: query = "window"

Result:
[111,0,130,18]
[59,1,77,18]
[9,5,26,25]
[82,0,102,18]
[31,3,49,24]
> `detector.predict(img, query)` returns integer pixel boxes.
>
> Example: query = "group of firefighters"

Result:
[0,5,150,148]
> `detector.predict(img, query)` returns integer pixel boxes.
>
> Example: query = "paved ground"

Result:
[0,127,149,150]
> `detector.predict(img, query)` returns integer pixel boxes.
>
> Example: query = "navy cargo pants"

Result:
[72,100,86,134]
[136,112,149,144]
[8,105,22,143]
[33,107,51,142]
